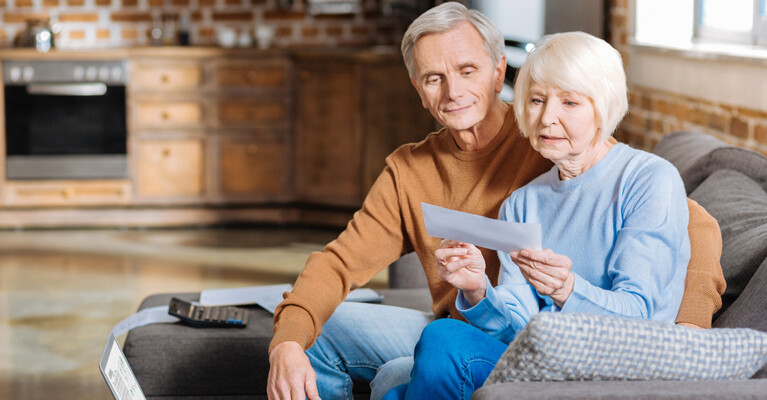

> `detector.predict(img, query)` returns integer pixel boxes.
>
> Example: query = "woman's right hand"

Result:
[435,239,487,305]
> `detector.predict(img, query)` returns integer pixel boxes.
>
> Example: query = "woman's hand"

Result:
[510,248,575,307]
[435,239,487,306]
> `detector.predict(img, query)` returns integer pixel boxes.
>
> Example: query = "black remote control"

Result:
[168,297,249,328]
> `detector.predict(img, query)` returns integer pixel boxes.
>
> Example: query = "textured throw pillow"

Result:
[688,169,767,313]
[485,313,767,384]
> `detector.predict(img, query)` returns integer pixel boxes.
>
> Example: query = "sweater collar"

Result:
[441,103,519,162]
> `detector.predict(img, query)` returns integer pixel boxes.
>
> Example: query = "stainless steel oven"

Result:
[3,59,128,180]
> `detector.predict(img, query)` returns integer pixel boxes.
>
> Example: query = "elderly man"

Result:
[267,3,725,400]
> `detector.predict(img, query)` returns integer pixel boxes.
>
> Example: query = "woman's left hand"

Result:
[510,248,575,307]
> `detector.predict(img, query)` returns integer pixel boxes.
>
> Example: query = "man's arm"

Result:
[268,161,411,399]
[676,198,726,328]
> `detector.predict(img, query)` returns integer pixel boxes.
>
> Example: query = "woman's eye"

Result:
[564,101,578,106]
[531,98,543,105]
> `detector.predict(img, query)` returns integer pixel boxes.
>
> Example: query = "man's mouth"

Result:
[443,104,472,114]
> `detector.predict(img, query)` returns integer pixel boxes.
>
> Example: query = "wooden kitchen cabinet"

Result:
[214,135,290,201]
[294,53,434,207]
[134,137,206,201]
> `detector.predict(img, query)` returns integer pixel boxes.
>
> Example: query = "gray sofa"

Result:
[124,130,767,399]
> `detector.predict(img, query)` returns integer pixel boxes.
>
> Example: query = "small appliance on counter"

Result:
[14,19,55,53]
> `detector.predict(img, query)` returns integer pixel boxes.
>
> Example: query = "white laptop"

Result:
[99,333,147,400]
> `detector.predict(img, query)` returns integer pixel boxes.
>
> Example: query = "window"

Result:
[695,0,767,45]
[636,0,767,47]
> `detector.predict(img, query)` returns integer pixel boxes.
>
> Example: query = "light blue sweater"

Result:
[457,143,690,344]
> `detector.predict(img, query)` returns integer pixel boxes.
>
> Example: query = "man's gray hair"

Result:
[401,1,505,78]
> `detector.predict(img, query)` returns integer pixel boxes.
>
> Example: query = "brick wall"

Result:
[0,0,408,48]
[608,0,767,156]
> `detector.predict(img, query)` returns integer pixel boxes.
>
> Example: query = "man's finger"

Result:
[305,373,321,400]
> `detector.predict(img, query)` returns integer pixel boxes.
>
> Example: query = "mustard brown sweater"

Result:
[271,107,725,352]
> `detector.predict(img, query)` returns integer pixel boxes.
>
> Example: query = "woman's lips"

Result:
[539,135,565,143]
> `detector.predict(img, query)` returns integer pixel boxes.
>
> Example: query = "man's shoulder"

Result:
[387,128,448,162]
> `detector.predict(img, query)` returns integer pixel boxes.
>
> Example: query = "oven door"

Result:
[4,82,128,180]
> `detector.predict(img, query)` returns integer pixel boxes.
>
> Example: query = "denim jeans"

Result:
[305,301,433,400]
[382,319,508,400]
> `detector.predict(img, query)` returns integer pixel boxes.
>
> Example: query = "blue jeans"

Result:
[383,319,508,400]
[305,301,433,400]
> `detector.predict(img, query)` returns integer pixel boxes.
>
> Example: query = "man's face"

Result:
[410,22,505,133]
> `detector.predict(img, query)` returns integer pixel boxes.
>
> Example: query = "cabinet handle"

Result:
[162,147,172,157]
[161,111,170,120]
[161,74,170,84]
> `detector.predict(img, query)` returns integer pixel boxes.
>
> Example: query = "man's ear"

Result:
[410,76,429,109]
[494,55,507,94]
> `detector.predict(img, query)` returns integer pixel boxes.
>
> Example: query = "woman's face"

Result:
[525,83,601,166]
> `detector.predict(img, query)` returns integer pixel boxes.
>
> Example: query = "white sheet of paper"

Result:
[111,306,179,337]
[200,284,384,314]
[421,202,542,252]
[200,284,292,308]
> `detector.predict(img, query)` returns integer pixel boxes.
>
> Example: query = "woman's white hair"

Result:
[513,31,628,141]
[400,1,504,78]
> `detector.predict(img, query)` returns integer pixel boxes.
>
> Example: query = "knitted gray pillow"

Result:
[485,313,767,384]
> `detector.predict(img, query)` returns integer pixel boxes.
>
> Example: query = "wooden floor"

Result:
[0,226,386,400]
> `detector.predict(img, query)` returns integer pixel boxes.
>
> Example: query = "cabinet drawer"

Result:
[3,180,131,206]
[214,63,288,90]
[134,102,203,128]
[132,63,203,91]
[135,139,205,199]
[217,101,286,126]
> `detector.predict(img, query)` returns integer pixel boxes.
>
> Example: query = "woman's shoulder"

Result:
[617,143,680,177]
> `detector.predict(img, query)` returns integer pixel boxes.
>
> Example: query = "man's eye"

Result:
[426,76,441,84]
[462,69,475,76]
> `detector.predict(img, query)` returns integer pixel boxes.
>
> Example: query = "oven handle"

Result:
[26,83,108,96]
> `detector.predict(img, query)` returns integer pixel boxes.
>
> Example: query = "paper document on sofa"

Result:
[421,202,542,252]
[200,284,383,313]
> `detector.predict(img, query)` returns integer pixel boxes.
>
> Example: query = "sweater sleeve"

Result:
[560,161,690,321]
[456,194,542,344]
[270,160,410,352]
[675,198,726,328]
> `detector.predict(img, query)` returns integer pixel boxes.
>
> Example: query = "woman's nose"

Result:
[540,102,558,126]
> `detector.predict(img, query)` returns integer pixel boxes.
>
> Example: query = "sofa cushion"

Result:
[688,169,767,313]
[652,130,730,179]
[485,313,767,384]
[682,146,767,195]
[714,256,767,378]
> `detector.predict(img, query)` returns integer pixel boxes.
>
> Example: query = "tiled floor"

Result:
[0,227,385,400]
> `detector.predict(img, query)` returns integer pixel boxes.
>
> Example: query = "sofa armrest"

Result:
[472,380,767,400]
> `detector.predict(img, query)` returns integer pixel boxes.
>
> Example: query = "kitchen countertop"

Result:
[0,45,402,61]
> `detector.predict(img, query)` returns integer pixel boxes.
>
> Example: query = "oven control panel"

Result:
[2,60,127,85]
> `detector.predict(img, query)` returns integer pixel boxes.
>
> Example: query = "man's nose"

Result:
[444,75,464,100]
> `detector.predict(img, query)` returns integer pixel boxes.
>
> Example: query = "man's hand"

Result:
[435,239,487,305]
[510,248,574,307]
[267,341,321,400]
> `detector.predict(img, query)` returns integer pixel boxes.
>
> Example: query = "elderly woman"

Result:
[383,31,691,400]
